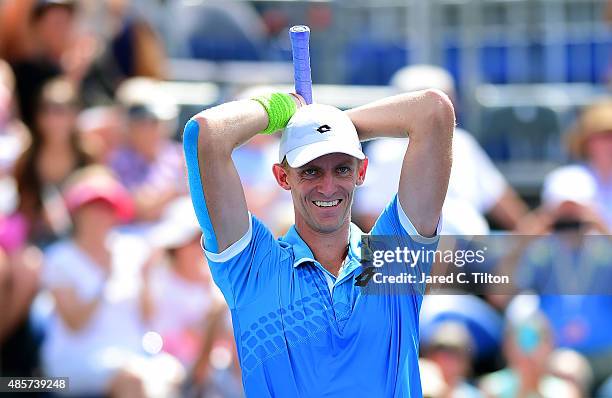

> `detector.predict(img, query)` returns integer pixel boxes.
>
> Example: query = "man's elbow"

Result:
[186,114,232,157]
[422,89,456,133]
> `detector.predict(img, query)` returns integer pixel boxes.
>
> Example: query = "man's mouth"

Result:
[313,199,342,208]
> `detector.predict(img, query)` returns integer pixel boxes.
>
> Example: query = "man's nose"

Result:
[317,172,336,196]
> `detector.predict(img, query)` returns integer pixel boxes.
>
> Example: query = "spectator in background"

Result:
[77,105,126,164]
[41,166,184,398]
[108,98,184,222]
[13,77,90,246]
[0,242,42,380]
[548,349,594,398]
[355,65,528,234]
[107,0,166,79]
[0,60,29,179]
[558,99,612,230]
[0,59,42,380]
[147,197,242,397]
[420,359,448,398]
[497,174,612,384]
[0,59,29,222]
[80,0,168,106]
[9,0,79,128]
[420,294,504,378]
[147,196,222,369]
[166,0,268,60]
[423,321,483,398]
[598,376,612,398]
[479,313,580,398]
[0,0,37,61]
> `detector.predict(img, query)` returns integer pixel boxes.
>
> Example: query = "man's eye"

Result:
[337,166,351,174]
[303,169,318,176]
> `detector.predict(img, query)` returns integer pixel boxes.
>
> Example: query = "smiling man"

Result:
[183,91,454,397]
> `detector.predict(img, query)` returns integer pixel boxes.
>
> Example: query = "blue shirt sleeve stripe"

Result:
[183,119,219,253]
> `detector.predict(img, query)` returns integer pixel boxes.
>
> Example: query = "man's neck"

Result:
[295,220,350,277]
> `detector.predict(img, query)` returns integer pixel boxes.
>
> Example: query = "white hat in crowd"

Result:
[149,196,201,249]
[541,167,596,209]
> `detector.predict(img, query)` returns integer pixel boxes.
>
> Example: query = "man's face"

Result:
[273,153,367,234]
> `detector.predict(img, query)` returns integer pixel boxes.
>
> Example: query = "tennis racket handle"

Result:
[289,25,313,105]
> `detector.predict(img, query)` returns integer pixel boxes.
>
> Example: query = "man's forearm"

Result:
[347,89,454,236]
[193,100,270,155]
[193,95,303,155]
[346,89,454,142]
[183,94,302,252]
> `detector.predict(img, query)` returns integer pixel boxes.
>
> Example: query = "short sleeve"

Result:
[368,195,441,306]
[370,194,441,245]
[202,214,285,309]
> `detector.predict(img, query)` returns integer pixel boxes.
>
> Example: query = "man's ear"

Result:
[356,157,368,186]
[272,163,291,190]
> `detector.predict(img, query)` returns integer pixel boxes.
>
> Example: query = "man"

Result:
[183,89,454,397]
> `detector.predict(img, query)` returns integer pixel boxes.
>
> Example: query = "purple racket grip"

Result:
[289,25,313,105]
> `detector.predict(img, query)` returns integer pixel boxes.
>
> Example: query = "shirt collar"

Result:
[280,223,364,274]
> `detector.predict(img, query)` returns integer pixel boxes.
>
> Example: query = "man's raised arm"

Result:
[347,89,455,237]
[183,96,301,252]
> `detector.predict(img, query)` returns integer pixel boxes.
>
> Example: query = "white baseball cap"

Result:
[279,104,365,168]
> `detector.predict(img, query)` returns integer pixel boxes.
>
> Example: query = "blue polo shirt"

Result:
[203,195,439,397]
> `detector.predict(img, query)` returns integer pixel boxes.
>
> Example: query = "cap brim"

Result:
[285,141,365,168]
[66,189,134,223]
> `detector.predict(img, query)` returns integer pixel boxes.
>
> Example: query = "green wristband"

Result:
[252,93,297,135]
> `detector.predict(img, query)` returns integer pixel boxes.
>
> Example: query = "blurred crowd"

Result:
[0,1,611,398]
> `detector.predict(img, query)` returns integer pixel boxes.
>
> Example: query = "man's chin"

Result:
[298,202,350,233]
[309,215,347,234]
[314,224,342,234]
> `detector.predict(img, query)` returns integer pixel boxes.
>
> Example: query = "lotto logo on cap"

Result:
[279,104,365,168]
